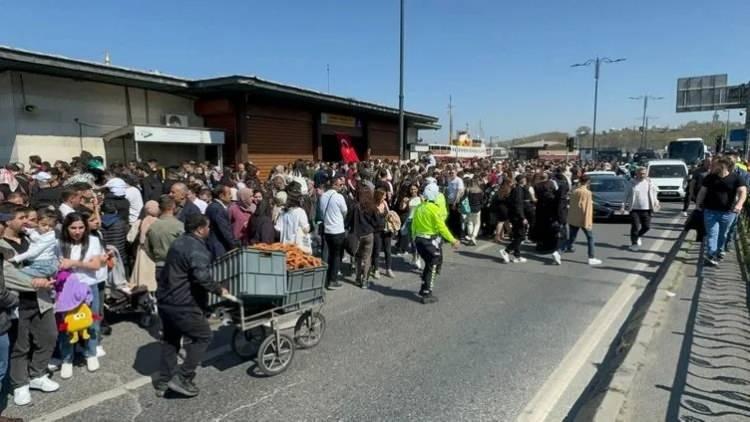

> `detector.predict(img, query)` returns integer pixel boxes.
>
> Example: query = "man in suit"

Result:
[169,183,201,225]
[204,184,239,259]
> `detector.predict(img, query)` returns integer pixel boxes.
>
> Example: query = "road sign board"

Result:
[676,74,730,112]
[729,128,747,148]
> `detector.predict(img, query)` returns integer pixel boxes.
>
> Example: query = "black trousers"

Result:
[9,306,57,388]
[506,218,525,257]
[630,210,652,245]
[158,305,212,384]
[415,237,442,293]
[371,231,393,271]
[324,233,346,285]
[447,208,463,239]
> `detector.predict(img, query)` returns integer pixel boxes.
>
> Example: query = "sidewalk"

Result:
[620,237,750,421]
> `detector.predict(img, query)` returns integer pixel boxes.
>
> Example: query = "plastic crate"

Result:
[282,265,327,306]
[209,248,287,306]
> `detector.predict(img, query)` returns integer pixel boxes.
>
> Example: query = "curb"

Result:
[566,231,692,421]
[592,241,690,422]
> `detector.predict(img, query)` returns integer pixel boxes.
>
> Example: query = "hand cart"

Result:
[209,248,327,376]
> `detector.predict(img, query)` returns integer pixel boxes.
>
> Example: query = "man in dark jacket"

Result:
[140,165,163,203]
[204,184,238,259]
[155,214,226,398]
[0,213,21,420]
[169,183,201,225]
[499,175,528,263]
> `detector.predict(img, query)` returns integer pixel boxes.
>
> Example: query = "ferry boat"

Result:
[425,131,489,160]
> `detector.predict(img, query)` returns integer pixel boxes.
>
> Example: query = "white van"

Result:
[646,159,689,199]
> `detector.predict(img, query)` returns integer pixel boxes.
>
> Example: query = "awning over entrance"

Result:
[103,125,225,166]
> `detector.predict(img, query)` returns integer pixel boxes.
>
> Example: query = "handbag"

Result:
[459,197,471,215]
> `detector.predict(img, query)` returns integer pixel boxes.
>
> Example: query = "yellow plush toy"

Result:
[62,304,94,344]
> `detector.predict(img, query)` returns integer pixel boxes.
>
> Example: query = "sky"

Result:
[2,0,749,143]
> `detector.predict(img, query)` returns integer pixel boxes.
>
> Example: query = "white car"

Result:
[646,159,688,199]
[585,171,617,177]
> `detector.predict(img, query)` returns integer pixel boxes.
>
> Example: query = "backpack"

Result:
[385,210,402,233]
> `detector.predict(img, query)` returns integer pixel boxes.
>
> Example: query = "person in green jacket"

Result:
[410,183,459,304]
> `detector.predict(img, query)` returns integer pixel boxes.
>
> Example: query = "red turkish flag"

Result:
[338,133,360,164]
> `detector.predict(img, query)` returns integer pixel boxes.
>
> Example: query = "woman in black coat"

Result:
[248,200,276,245]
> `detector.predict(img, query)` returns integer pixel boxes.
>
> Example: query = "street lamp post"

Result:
[398,0,405,160]
[572,57,626,159]
[629,94,663,149]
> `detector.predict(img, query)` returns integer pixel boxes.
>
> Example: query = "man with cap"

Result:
[410,183,459,304]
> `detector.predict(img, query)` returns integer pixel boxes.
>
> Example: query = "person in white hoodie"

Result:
[9,209,58,278]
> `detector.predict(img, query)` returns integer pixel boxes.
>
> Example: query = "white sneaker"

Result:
[48,357,62,372]
[87,356,100,372]
[588,258,603,266]
[511,257,527,263]
[499,249,510,264]
[13,385,31,406]
[552,251,562,265]
[61,363,73,379]
[29,374,60,392]
[637,238,642,246]
[629,244,640,252]
[97,345,106,357]
[682,211,688,217]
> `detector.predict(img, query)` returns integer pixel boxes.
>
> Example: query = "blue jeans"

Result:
[703,209,737,257]
[0,333,9,384]
[59,283,101,361]
[724,214,739,251]
[20,259,58,278]
[563,225,595,259]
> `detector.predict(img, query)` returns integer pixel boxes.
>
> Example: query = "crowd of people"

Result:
[0,147,745,416]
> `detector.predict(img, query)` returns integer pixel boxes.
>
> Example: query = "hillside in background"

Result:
[498,121,744,151]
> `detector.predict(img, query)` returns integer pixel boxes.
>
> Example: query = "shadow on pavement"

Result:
[663,241,750,420]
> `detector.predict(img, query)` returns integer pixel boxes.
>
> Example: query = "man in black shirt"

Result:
[155,214,227,398]
[696,156,748,266]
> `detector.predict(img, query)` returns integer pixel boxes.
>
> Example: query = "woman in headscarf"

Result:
[0,167,21,199]
[129,200,160,292]
[228,188,255,245]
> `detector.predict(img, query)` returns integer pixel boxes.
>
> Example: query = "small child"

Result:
[9,209,58,278]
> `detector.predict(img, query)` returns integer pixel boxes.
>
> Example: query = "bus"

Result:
[667,138,708,165]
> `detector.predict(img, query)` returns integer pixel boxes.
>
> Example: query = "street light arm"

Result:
[571,59,595,67]
[601,57,627,63]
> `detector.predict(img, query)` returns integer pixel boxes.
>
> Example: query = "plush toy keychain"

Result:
[54,271,98,344]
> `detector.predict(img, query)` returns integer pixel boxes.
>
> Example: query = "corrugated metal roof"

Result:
[0,45,438,124]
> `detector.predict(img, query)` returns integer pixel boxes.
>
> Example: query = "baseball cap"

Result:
[33,171,52,182]
[0,213,13,223]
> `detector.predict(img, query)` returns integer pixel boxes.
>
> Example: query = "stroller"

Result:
[102,246,158,328]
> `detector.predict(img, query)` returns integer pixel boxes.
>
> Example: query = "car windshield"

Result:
[648,165,686,178]
[590,178,626,192]
[668,142,703,163]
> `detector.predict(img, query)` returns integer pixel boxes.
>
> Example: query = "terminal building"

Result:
[0,46,439,174]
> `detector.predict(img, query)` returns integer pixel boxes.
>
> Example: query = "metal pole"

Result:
[591,58,600,160]
[745,105,750,160]
[398,0,405,160]
[724,110,730,145]
[641,96,648,149]
[448,95,453,144]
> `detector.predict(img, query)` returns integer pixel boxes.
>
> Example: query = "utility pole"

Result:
[572,56,626,159]
[629,94,663,149]
[326,64,330,93]
[398,0,405,160]
[448,95,453,144]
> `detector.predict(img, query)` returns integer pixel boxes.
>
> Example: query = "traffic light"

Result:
[566,137,575,152]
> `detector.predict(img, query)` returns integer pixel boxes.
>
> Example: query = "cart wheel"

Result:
[257,333,295,376]
[294,312,326,349]
[231,328,261,359]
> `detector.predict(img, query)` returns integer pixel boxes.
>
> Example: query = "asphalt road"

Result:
[8,204,686,422]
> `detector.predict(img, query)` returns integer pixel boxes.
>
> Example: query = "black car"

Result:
[590,175,630,220]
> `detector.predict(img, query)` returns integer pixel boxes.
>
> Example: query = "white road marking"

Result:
[31,343,233,422]
[516,213,683,422]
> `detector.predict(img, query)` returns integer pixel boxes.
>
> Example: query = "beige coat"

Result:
[567,185,594,230]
